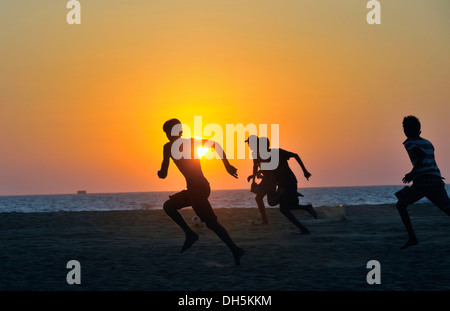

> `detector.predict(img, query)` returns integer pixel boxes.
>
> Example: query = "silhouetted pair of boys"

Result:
[158,116,449,265]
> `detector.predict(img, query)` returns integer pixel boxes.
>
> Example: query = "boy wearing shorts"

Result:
[158,119,244,265]
[246,136,317,233]
[395,116,450,249]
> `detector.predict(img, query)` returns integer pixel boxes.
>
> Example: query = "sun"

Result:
[197,147,209,158]
[193,136,210,158]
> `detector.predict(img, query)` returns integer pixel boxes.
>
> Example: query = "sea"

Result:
[1,185,448,213]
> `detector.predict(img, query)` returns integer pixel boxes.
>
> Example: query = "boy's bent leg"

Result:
[278,186,311,233]
[194,200,244,265]
[255,194,269,224]
[279,204,310,234]
[426,184,450,217]
[396,201,418,249]
[395,185,424,249]
[163,193,199,253]
[204,219,245,265]
[288,203,318,219]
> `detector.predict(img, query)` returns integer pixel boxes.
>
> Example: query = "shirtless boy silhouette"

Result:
[158,118,244,265]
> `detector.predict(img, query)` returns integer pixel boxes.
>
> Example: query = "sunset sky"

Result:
[1,1,449,196]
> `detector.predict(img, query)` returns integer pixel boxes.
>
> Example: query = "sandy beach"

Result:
[1,203,450,291]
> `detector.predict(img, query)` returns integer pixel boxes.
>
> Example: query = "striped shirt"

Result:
[403,137,442,179]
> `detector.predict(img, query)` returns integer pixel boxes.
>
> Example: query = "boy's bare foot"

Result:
[181,232,199,253]
[400,238,418,250]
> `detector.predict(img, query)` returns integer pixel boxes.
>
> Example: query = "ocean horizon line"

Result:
[0,184,413,198]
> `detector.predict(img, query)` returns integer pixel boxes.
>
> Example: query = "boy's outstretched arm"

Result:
[205,139,238,179]
[293,153,311,180]
[157,143,171,179]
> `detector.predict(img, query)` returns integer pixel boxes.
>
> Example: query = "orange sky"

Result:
[1,1,449,195]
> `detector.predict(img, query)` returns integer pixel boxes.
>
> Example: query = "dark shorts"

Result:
[253,178,278,206]
[166,181,217,223]
[395,175,450,210]
[255,179,300,207]
[255,178,276,195]
[277,183,299,206]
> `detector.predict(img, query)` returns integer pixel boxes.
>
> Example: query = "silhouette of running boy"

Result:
[395,116,450,249]
[246,135,317,233]
[158,118,244,265]
[246,136,277,224]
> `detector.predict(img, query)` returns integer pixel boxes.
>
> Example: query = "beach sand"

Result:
[1,203,450,291]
